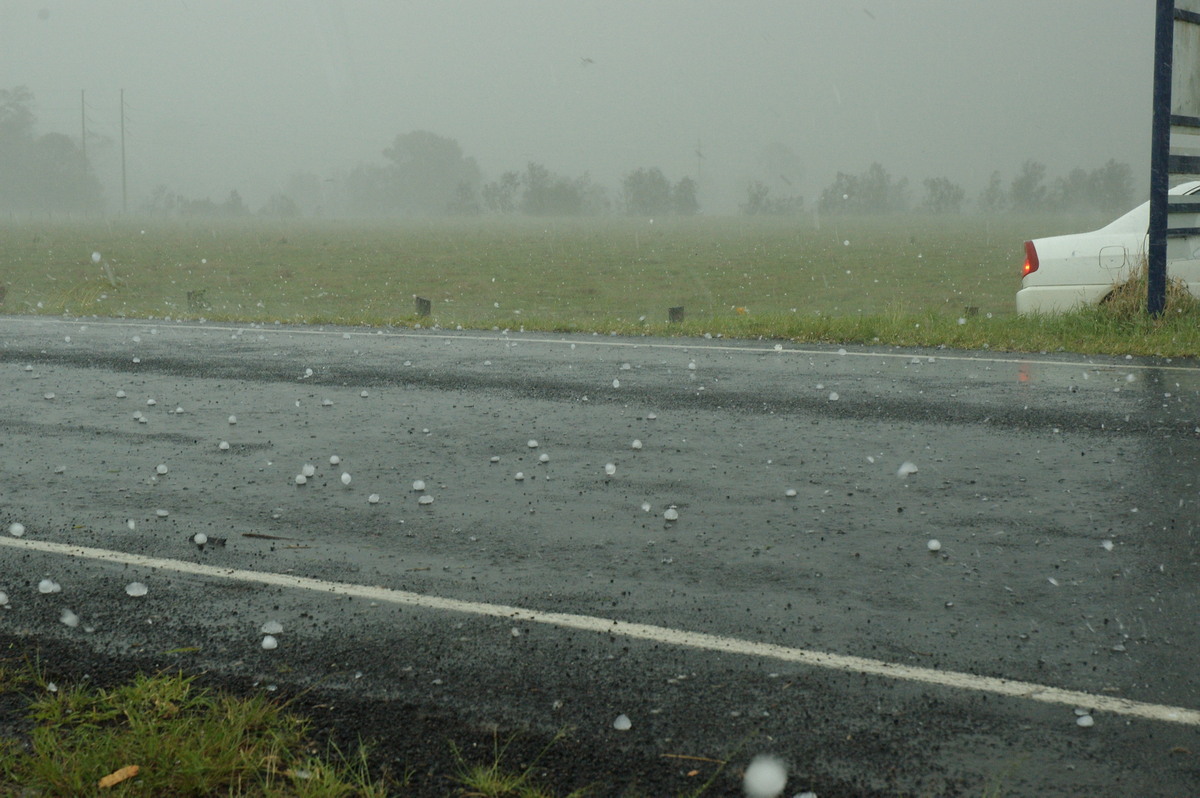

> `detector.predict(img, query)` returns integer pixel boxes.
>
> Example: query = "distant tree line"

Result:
[0,86,102,215]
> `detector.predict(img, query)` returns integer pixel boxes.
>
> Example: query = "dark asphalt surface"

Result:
[1,315,1198,796]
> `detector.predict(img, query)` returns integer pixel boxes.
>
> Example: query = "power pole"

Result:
[120,89,127,214]
[80,90,87,183]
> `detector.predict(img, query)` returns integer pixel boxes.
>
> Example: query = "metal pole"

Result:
[1149,0,1174,317]
[120,89,127,215]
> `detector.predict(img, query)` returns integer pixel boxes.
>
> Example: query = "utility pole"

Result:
[120,89,127,214]
[80,90,88,184]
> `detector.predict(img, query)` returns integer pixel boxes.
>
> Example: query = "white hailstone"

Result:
[605,463,617,476]
[687,361,696,370]
[302,464,316,477]
[897,461,919,478]
[1101,540,1114,551]
[228,415,237,424]
[1076,714,1095,728]
[412,480,426,492]
[360,390,369,398]
[173,406,183,414]
[641,502,652,512]
[646,412,657,420]
[261,635,278,650]
[115,390,126,398]
[261,620,283,635]
[126,519,136,531]
[304,368,313,378]
[743,754,788,798]
[340,472,351,485]
[489,456,501,463]
[1125,373,1135,383]
[0,591,7,606]
[125,582,148,597]
[321,399,333,406]
[24,365,32,371]
[146,398,156,406]
[53,465,65,474]
[155,464,168,475]
[612,714,632,731]
[838,348,848,356]
[612,379,620,388]
[926,539,942,552]
[43,392,54,400]
[785,489,797,498]
[91,251,101,262]
[8,523,25,537]
[418,494,434,505]
[193,533,208,546]
[664,507,679,521]
[538,453,550,463]
[294,474,307,485]
[38,579,61,594]
[620,362,631,370]
[329,455,341,465]
[218,441,230,450]
[132,357,140,364]
[631,439,643,450]
[155,509,169,517]
[59,609,80,628]
[368,493,380,504]
[774,343,783,351]
[511,627,521,637]
[828,392,839,401]
[514,472,525,481]
[527,439,539,449]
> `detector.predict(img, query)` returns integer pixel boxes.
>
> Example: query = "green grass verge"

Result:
[6,213,1194,358]
[0,662,391,797]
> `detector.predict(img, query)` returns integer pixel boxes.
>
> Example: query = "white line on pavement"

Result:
[11,316,1200,374]
[2,535,1197,727]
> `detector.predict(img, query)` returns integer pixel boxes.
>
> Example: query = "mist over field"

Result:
[0,1,1153,217]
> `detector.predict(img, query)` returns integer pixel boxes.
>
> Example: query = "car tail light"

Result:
[1022,240,1039,277]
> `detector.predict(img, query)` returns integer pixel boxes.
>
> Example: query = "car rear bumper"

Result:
[1015,284,1111,315]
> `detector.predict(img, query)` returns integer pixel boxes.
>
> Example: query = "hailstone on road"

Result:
[743,754,787,798]
[612,714,632,731]
[125,582,148,597]
[8,523,25,538]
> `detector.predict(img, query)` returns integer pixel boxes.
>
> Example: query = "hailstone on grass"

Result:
[261,635,278,650]
[59,609,80,628]
[125,582,148,597]
[38,579,60,594]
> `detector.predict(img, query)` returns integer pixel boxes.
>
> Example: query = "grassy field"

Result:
[2,212,1199,356]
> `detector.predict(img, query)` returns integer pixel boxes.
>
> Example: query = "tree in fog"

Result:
[347,130,481,215]
[977,170,1007,213]
[1008,159,1047,210]
[1088,159,1133,214]
[481,171,520,214]
[741,181,803,215]
[259,193,300,218]
[818,163,905,214]
[920,177,965,214]
[0,86,102,214]
[519,162,609,216]
[672,177,700,216]
[621,167,672,216]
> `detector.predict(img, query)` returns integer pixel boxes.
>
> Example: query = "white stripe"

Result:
[10,316,1200,374]
[2,536,1197,726]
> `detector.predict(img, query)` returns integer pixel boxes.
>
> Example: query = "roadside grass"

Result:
[0,660,392,797]
[8,212,1194,358]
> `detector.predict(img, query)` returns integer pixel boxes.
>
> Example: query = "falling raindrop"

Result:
[38,579,61,594]
[8,523,25,538]
[612,714,632,731]
[125,582,148,597]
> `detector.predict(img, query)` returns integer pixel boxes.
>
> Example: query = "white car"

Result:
[1016,180,1200,314]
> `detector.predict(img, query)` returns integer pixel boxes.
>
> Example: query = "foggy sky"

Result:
[0,1,1154,213]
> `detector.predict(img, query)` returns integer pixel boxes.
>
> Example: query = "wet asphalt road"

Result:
[1,315,1198,796]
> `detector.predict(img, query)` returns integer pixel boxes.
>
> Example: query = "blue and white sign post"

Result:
[1149,0,1200,315]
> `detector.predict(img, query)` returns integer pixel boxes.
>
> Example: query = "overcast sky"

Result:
[1,0,1154,213]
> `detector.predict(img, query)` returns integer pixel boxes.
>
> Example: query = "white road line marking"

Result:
[3,536,1198,727]
[11,316,1200,374]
